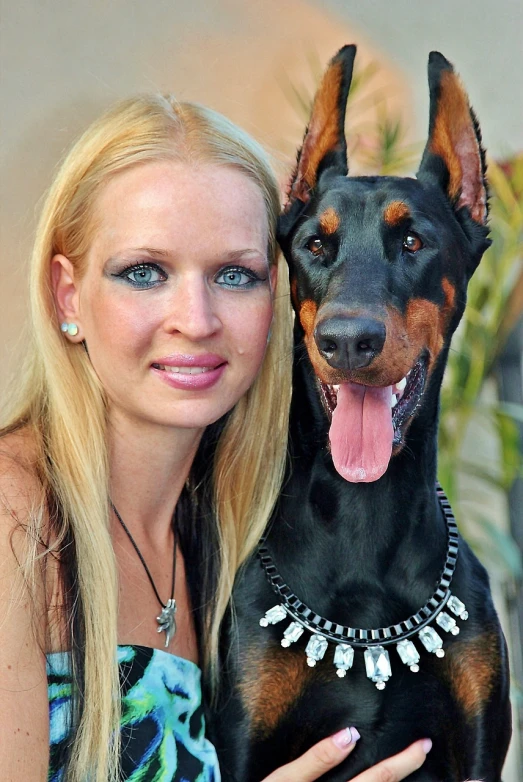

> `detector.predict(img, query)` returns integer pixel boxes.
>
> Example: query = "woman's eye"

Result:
[117,264,167,287]
[403,232,423,253]
[307,237,324,256]
[216,267,259,287]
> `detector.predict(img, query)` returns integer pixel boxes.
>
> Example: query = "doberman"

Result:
[211,46,512,781]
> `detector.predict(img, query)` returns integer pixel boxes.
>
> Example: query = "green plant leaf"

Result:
[475,516,523,578]
[498,401,523,423]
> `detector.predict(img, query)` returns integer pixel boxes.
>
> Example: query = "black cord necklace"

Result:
[111,502,177,648]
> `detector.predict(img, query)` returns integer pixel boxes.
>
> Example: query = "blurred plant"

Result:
[439,155,523,578]
[281,55,523,577]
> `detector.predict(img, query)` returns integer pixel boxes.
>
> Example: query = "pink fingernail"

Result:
[421,738,432,753]
[332,727,360,749]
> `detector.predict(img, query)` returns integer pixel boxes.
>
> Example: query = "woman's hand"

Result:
[261,729,432,782]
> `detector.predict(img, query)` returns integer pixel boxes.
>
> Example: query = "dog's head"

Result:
[278,45,490,483]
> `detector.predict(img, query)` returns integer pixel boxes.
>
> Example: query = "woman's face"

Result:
[53,161,275,434]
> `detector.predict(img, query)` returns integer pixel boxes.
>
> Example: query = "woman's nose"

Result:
[163,279,221,340]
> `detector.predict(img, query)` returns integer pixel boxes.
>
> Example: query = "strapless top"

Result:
[46,644,221,781]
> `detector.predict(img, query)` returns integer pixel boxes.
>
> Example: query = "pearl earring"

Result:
[61,322,79,337]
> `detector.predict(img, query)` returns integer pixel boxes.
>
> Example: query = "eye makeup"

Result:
[104,246,270,292]
[111,261,168,288]
[215,265,268,289]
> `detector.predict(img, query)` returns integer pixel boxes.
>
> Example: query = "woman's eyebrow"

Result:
[106,247,171,263]
[223,248,267,262]
[104,247,268,272]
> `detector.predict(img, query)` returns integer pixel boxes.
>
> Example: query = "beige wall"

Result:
[321,0,523,156]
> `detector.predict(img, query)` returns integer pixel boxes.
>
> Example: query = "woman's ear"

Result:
[51,254,84,342]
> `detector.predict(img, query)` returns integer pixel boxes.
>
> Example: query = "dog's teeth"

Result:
[396,377,407,392]
[391,395,398,408]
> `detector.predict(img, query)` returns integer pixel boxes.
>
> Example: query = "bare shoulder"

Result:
[0,430,44,533]
[0,429,46,576]
[0,426,53,631]
[0,426,42,500]
[0,425,48,638]
[0,427,50,776]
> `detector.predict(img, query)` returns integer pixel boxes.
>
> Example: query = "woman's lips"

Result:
[151,353,227,390]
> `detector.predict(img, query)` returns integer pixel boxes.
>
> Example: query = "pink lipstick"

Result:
[151,353,227,390]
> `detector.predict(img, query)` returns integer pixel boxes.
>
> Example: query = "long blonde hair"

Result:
[1,95,292,781]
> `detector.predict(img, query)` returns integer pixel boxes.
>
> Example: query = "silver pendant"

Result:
[157,598,177,648]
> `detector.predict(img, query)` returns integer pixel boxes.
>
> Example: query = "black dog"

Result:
[211,46,511,781]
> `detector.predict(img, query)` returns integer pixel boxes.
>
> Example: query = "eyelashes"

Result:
[215,266,266,288]
[112,262,167,288]
[111,261,267,290]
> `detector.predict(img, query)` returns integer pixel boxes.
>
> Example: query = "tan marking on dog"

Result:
[383,201,410,226]
[239,646,310,738]
[430,71,468,200]
[290,278,299,309]
[405,298,444,363]
[442,277,456,310]
[429,71,486,223]
[299,300,318,338]
[293,60,344,201]
[440,277,456,332]
[444,631,500,719]
[319,207,340,235]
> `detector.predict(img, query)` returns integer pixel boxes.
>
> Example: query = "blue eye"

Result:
[216,267,260,288]
[114,263,167,288]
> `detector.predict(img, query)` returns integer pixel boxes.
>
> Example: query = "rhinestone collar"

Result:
[257,483,468,689]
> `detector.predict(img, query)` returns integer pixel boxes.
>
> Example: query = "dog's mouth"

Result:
[318,354,428,483]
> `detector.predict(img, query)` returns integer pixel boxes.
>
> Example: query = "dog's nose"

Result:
[314,316,386,370]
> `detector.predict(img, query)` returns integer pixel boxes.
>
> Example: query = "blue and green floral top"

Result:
[46,645,221,781]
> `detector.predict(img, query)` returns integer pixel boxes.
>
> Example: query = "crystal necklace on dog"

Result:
[258,483,468,689]
[111,502,177,648]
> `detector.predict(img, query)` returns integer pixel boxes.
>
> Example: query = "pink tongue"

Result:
[329,382,394,483]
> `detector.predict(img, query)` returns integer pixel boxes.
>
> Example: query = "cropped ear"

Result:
[278,45,356,243]
[417,52,488,225]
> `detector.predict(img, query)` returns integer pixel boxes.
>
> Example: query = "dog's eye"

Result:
[307,237,324,256]
[403,232,423,253]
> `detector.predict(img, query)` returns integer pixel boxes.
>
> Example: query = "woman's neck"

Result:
[107,409,204,544]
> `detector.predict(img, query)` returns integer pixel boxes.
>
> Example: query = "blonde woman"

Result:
[0,95,432,780]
